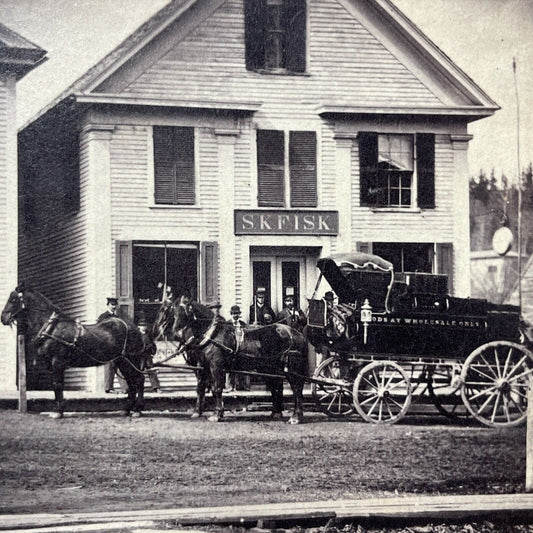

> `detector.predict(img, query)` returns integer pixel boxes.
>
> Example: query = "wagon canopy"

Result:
[316,252,394,304]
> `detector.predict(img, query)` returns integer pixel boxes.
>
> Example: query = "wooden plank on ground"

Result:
[1,494,532,531]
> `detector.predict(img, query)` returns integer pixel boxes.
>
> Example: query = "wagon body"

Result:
[306,252,532,427]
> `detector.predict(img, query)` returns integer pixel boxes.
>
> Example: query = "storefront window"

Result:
[132,242,198,322]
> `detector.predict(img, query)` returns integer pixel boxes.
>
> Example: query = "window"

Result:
[373,242,434,273]
[153,126,195,205]
[358,132,435,209]
[257,129,317,207]
[245,0,306,73]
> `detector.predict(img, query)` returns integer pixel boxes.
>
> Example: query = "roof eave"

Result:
[0,49,47,80]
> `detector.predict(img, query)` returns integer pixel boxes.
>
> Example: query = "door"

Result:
[251,256,305,315]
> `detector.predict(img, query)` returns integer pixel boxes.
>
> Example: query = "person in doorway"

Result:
[224,305,249,392]
[99,297,128,394]
[249,289,275,325]
[138,317,160,393]
[277,294,306,332]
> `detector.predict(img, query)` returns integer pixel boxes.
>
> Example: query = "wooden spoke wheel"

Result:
[353,361,411,424]
[461,341,533,427]
[426,364,471,422]
[311,356,356,418]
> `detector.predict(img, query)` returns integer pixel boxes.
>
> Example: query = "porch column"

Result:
[334,134,355,253]
[216,128,239,317]
[451,134,473,297]
[81,124,114,391]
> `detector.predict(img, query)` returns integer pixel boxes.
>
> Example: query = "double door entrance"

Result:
[251,256,306,317]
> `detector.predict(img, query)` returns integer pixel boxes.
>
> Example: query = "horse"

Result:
[1,286,147,418]
[153,299,308,424]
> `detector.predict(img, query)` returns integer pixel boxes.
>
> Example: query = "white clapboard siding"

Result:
[122,0,442,120]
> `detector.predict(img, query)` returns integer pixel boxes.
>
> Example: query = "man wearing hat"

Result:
[138,317,160,393]
[224,305,249,391]
[277,294,306,332]
[249,288,275,325]
[98,297,128,394]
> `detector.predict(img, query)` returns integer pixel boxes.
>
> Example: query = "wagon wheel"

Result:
[426,364,471,422]
[461,341,533,428]
[353,361,411,424]
[311,356,356,418]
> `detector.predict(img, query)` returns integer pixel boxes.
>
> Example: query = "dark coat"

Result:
[249,303,275,325]
[276,307,306,331]
[97,310,116,322]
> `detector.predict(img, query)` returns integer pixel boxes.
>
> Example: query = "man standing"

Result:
[99,297,128,394]
[277,294,306,332]
[249,288,275,325]
[225,305,249,392]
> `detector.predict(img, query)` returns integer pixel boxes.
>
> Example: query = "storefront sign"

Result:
[234,210,338,235]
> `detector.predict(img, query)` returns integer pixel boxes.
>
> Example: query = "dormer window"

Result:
[245,0,306,73]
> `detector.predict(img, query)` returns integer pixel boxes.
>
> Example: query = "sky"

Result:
[1,0,532,181]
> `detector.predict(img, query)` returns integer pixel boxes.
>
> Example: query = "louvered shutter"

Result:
[174,127,195,205]
[358,132,378,206]
[244,0,265,70]
[436,242,453,294]
[289,131,316,207]
[416,133,435,208]
[201,242,219,306]
[257,129,285,207]
[153,126,195,205]
[285,0,306,73]
[153,126,176,204]
[116,240,134,320]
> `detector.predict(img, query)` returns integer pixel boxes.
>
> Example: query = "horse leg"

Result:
[118,360,145,417]
[208,361,225,422]
[50,360,66,419]
[265,377,284,420]
[288,377,305,425]
[192,371,207,418]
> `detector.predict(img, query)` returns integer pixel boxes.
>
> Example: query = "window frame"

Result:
[358,132,435,211]
[149,125,200,208]
[255,127,318,208]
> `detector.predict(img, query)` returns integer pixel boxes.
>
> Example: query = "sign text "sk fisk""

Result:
[234,210,339,235]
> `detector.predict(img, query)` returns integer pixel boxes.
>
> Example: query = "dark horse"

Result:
[1,286,146,418]
[153,300,308,423]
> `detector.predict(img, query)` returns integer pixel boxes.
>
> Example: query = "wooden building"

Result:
[17,0,497,390]
[0,23,46,391]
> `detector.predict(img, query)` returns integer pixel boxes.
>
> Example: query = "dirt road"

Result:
[0,409,525,515]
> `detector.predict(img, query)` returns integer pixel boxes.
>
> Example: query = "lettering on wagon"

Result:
[235,210,339,235]
[371,316,484,328]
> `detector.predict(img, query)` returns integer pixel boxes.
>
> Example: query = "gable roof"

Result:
[23,0,497,129]
[0,22,47,80]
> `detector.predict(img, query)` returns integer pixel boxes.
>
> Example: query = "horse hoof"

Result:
[131,411,142,418]
[288,416,302,425]
[208,414,223,422]
[270,412,283,420]
[120,410,130,417]
[191,412,202,419]
[49,412,63,419]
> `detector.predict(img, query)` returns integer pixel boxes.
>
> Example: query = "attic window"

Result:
[245,0,306,73]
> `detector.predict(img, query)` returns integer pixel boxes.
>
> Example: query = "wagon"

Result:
[305,252,533,427]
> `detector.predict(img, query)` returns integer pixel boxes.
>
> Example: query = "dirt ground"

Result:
[0,407,526,518]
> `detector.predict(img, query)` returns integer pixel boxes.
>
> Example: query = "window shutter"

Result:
[257,129,285,207]
[174,127,195,205]
[358,132,378,206]
[201,241,219,306]
[153,126,195,205]
[436,242,453,294]
[244,0,265,70]
[416,133,435,208]
[285,0,306,73]
[289,131,316,207]
[115,240,134,320]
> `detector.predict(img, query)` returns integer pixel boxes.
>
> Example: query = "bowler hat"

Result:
[138,318,149,327]
[324,291,335,302]
[107,297,118,305]
[230,305,241,314]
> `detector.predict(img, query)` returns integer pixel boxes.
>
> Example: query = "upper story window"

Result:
[358,132,435,209]
[257,129,317,208]
[245,0,306,73]
[153,126,195,205]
